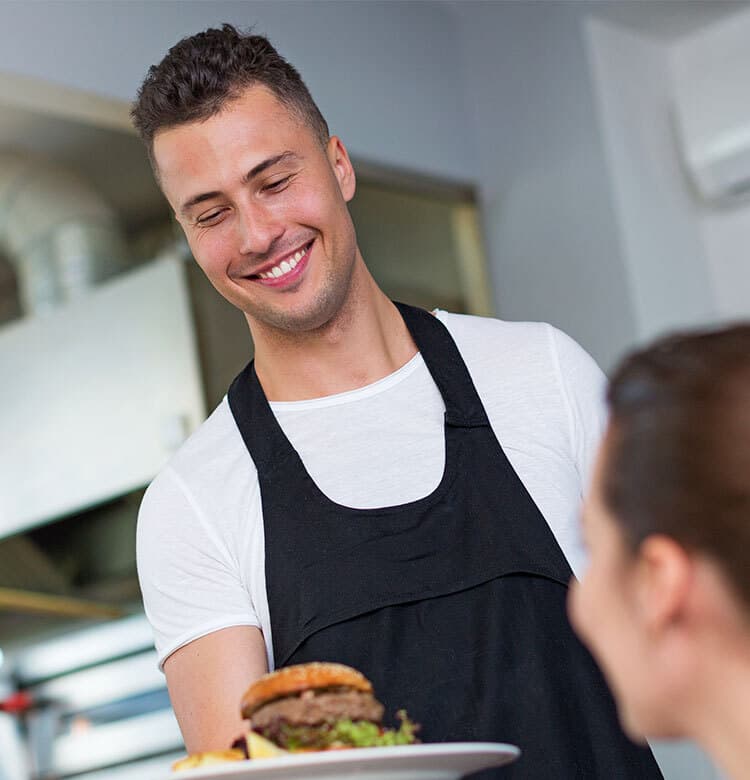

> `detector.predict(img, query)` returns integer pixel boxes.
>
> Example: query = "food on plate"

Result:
[171,749,245,771]
[246,730,290,758]
[171,661,419,770]
[240,661,418,752]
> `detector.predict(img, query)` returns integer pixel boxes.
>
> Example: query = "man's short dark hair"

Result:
[131,24,329,167]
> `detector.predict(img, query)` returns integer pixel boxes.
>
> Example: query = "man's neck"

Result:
[248,267,418,402]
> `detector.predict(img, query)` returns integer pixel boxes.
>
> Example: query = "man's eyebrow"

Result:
[242,151,300,183]
[179,152,301,216]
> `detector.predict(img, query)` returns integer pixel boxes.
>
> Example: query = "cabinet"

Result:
[0,256,205,538]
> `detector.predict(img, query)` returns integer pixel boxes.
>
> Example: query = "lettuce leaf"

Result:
[260,711,419,751]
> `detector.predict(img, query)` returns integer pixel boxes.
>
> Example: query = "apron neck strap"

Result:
[228,360,282,472]
[393,302,489,428]
[228,303,490,472]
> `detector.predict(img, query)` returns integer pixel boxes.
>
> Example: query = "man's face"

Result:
[153,86,358,333]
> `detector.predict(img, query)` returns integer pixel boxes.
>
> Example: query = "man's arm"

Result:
[164,625,269,753]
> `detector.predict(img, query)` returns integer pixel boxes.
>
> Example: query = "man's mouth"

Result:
[251,241,313,286]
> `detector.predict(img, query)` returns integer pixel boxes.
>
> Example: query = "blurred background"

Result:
[0,0,748,777]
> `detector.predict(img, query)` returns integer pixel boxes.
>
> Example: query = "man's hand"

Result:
[164,625,268,753]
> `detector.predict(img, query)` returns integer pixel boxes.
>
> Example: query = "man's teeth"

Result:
[258,247,307,279]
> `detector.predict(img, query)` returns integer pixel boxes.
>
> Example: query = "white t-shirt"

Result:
[136,311,606,671]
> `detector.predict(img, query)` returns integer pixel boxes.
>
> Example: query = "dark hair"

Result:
[604,324,750,610]
[131,24,329,167]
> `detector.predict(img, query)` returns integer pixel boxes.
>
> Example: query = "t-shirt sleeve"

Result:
[136,466,260,670]
[547,325,608,497]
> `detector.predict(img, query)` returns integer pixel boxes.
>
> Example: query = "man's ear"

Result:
[635,535,693,634]
[326,136,356,202]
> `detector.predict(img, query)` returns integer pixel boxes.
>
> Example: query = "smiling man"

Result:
[133,25,662,778]
[157,91,359,340]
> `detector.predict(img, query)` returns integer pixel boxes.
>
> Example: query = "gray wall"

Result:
[586,17,717,343]
[0,0,476,182]
[450,1,637,370]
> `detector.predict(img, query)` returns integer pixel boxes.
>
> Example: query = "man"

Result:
[134,25,661,777]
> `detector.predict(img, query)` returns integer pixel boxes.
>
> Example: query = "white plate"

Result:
[165,742,520,779]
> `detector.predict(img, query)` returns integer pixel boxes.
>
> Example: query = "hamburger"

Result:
[239,662,418,752]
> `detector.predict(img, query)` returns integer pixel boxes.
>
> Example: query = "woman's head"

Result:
[569,324,750,739]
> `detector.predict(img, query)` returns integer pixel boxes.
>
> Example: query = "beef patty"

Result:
[250,689,385,729]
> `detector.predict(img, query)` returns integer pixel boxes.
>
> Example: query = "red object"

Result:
[0,691,33,713]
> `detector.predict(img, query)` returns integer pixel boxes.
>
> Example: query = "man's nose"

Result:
[236,202,284,256]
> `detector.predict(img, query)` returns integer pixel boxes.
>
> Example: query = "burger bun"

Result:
[241,662,373,719]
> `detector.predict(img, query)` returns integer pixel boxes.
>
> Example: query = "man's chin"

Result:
[246,295,345,335]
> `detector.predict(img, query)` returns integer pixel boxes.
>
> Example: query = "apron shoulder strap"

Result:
[228,361,291,474]
[394,302,490,428]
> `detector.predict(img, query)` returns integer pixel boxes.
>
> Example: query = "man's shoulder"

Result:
[139,395,260,538]
[433,310,604,421]
[152,397,255,495]
[435,310,558,372]
[436,310,550,342]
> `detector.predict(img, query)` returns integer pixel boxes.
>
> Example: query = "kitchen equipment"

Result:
[9,614,184,779]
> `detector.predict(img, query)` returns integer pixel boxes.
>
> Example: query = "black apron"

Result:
[228,302,662,779]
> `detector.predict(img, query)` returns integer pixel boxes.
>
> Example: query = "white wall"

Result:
[671,7,750,322]
[449,1,638,371]
[0,0,476,183]
[582,6,750,349]
[585,18,716,343]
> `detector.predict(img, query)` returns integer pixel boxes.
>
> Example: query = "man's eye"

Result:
[196,209,225,226]
[263,176,291,193]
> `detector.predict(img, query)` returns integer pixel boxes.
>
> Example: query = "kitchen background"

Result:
[1,1,749,778]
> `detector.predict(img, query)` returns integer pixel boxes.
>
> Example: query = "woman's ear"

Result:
[635,535,693,634]
[326,136,356,202]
